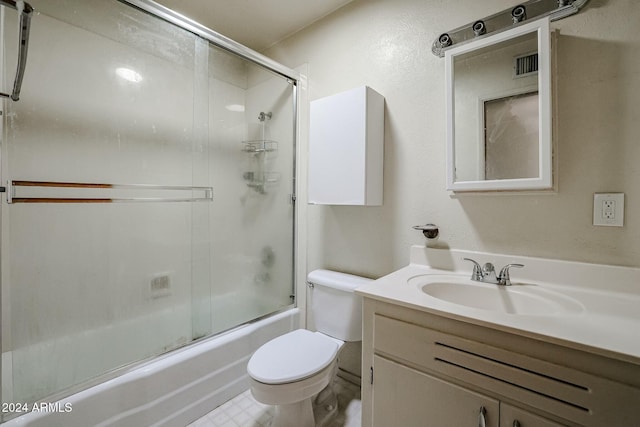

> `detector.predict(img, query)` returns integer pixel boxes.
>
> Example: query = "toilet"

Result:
[247,269,370,427]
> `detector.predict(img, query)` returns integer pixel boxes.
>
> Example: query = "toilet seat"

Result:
[248,329,339,384]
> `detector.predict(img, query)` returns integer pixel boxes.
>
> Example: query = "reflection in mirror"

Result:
[446,18,552,191]
[484,91,539,180]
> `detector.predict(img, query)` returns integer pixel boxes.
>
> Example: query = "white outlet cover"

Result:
[593,193,624,227]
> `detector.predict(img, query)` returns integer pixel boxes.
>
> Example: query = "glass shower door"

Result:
[0,0,212,409]
[206,44,296,334]
[0,0,298,415]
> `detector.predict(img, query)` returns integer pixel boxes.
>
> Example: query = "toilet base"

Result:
[272,399,315,427]
[250,361,339,427]
[268,383,338,427]
[314,383,339,426]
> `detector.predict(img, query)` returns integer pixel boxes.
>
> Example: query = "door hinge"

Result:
[370,366,374,385]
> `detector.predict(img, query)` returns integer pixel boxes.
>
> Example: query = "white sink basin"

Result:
[408,274,584,315]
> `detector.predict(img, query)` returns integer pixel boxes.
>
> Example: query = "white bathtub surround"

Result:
[2,292,283,406]
[1,309,299,427]
[358,245,640,363]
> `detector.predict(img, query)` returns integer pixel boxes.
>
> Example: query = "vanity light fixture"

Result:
[115,67,143,83]
[511,5,527,23]
[472,20,486,36]
[437,33,453,48]
[431,0,591,57]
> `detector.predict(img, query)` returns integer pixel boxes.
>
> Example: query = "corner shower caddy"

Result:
[241,111,280,194]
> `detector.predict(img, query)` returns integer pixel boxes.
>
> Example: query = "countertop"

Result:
[355,246,640,365]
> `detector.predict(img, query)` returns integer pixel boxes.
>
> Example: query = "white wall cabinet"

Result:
[361,298,640,427]
[308,86,384,205]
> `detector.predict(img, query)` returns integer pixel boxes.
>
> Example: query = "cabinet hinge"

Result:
[370,366,374,385]
[289,193,296,205]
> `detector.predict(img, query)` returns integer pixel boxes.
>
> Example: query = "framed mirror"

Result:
[445,18,552,191]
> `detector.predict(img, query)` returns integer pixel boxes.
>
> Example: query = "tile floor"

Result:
[187,377,361,427]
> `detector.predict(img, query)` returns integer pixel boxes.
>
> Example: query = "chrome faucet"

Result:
[463,258,524,286]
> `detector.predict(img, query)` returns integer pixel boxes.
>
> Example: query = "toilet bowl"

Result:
[248,329,343,427]
[247,270,370,427]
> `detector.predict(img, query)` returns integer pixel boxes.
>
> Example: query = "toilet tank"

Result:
[307,269,371,342]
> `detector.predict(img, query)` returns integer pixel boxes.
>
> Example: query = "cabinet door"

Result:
[500,403,567,427]
[308,86,384,205]
[373,355,499,427]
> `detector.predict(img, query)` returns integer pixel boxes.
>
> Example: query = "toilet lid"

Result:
[248,329,339,384]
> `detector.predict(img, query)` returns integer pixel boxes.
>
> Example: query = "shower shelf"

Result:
[243,172,281,185]
[243,172,281,192]
[241,140,278,154]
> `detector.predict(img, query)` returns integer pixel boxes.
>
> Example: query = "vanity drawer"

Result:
[373,314,640,427]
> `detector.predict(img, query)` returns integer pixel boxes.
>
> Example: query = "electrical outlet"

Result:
[593,193,624,227]
[602,200,615,219]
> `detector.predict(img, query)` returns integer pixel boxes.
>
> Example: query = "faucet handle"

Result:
[498,263,524,286]
[462,258,483,281]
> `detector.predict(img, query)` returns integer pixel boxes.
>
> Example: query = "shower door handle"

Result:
[0,0,34,101]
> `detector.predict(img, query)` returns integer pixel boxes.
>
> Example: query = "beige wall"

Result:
[265,0,640,278]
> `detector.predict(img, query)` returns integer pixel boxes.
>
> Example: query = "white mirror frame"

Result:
[445,18,552,192]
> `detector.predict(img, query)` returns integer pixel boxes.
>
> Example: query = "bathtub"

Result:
[2,308,300,427]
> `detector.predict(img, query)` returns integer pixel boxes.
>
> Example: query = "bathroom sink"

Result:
[408,274,583,315]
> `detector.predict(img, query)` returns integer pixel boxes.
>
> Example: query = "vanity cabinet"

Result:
[500,404,564,427]
[361,298,640,427]
[373,355,561,427]
[373,355,500,426]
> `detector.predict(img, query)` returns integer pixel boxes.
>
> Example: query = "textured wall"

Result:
[265,0,640,279]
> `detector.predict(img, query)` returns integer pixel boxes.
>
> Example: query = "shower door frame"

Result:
[121,0,301,83]
[121,0,303,310]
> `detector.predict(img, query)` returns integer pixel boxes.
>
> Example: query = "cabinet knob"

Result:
[478,406,486,427]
